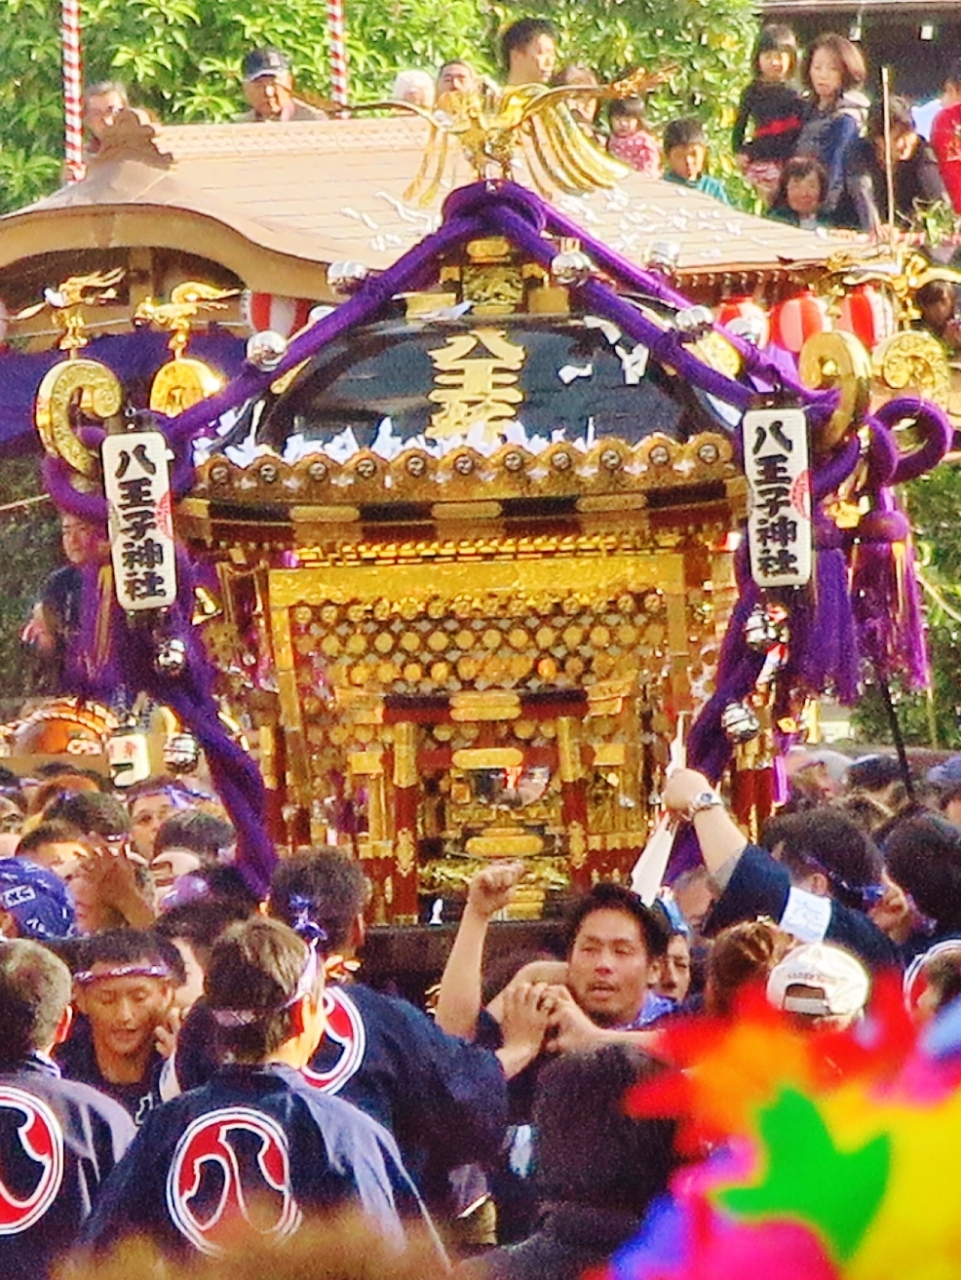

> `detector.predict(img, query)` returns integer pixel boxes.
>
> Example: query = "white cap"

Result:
[766,942,870,1018]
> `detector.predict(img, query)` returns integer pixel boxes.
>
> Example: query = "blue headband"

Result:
[0,860,74,941]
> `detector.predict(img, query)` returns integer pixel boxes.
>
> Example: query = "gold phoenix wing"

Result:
[352,64,677,205]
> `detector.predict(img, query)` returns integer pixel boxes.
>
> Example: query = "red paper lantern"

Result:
[242,292,314,337]
[834,285,897,351]
[716,296,770,348]
[769,291,832,354]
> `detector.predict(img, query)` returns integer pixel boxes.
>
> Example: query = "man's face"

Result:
[78,969,172,1063]
[169,938,206,1012]
[673,877,715,934]
[881,126,918,163]
[129,792,177,861]
[85,91,125,141]
[509,33,556,85]
[243,72,294,121]
[27,839,87,879]
[794,761,838,802]
[60,515,105,566]
[66,863,112,934]
[567,907,652,1027]
[921,291,956,332]
[655,934,692,1003]
[944,795,961,829]
[437,62,476,96]
[0,798,21,833]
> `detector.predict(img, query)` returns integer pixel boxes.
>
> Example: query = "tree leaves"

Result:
[0,0,757,211]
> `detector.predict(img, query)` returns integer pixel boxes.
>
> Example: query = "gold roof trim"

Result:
[196,431,737,509]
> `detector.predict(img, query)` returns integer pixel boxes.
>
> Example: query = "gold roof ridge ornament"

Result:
[352,65,677,205]
[820,245,961,324]
[134,281,236,415]
[88,107,174,170]
[16,268,125,356]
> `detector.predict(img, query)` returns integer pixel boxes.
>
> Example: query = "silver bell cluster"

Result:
[674,306,715,338]
[154,637,187,677]
[246,330,287,371]
[327,260,369,296]
[647,241,680,273]
[551,250,594,287]
[721,700,761,744]
[164,731,200,773]
[744,605,782,653]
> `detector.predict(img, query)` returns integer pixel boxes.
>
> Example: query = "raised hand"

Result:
[466,859,526,919]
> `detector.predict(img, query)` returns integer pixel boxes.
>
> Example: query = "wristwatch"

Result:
[686,790,724,821]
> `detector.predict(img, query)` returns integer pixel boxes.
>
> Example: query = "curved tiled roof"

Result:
[0,114,836,293]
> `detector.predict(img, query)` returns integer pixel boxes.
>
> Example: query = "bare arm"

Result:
[434,861,525,1039]
[661,767,748,881]
[546,987,666,1057]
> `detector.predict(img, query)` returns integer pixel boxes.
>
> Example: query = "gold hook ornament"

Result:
[35,359,123,478]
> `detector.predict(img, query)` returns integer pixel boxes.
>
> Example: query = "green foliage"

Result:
[0,0,759,212]
[853,465,961,748]
[912,198,961,249]
[491,0,758,204]
[0,460,61,704]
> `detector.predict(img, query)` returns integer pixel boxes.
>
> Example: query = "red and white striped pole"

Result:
[326,0,349,109]
[61,0,84,181]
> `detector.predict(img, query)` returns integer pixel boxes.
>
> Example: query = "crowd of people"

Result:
[0,735,957,1275]
[10,11,961,1278]
[79,15,961,251]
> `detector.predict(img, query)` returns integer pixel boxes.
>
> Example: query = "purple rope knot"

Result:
[442,180,548,234]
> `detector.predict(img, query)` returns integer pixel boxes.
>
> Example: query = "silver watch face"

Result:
[691,791,721,810]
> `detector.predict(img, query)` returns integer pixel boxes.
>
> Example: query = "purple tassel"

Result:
[851,494,929,688]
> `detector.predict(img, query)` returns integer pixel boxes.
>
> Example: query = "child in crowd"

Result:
[607,97,661,176]
[663,117,730,203]
[915,278,961,353]
[793,32,867,215]
[931,59,961,213]
[768,155,829,229]
[732,23,804,204]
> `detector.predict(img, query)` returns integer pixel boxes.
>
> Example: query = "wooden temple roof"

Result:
[0,114,836,297]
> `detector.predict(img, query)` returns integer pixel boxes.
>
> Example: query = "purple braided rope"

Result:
[164,212,488,448]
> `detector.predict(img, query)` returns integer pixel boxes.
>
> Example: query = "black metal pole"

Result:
[876,675,915,803]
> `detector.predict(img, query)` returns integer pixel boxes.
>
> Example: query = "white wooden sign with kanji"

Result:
[743,406,812,589]
[102,431,177,611]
